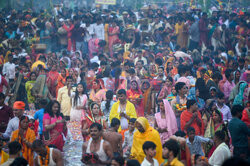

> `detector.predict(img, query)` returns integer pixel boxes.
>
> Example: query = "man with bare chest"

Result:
[81,123,113,166]
[103,118,123,157]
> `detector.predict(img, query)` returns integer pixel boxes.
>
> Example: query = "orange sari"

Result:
[56,72,68,97]
[180,110,204,136]
[11,128,36,166]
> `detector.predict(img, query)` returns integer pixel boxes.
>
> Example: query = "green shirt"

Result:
[228,117,250,148]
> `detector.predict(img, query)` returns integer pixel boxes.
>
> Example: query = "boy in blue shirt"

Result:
[34,99,48,139]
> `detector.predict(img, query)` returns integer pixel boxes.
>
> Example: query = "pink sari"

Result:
[89,89,107,105]
[155,99,178,143]
[43,113,67,151]
[108,26,120,57]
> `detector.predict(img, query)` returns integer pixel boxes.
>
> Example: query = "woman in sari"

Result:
[11,116,36,166]
[154,99,178,143]
[25,72,37,104]
[233,82,248,106]
[89,79,107,105]
[127,80,144,117]
[56,68,68,97]
[204,109,227,157]
[108,20,120,57]
[81,102,107,141]
[141,80,152,115]
[202,99,217,129]
[43,100,67,151]
[47,63,59,98]
[187,88,205,110]
[131,117,163,164]
[158,76,173,101]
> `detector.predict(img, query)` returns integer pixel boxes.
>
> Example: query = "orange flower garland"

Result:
[39,146,50,166]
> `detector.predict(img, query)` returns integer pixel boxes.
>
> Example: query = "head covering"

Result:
[13,101,25,110]
[131,117,163,164]
[163,99,178,136]
[233,82,248,106]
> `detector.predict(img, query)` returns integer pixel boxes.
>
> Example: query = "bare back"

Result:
[102,131,122,154]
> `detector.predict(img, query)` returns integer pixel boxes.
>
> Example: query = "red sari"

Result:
[82,111,106,141]
[180,110,204,136]
[47,71,59,97]
[127,83,144,117]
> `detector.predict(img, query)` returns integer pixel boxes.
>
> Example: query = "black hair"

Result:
[90,122,103,131]
[217,91,224,99]
[225,69,232,80]
[142,141,156,154]
[66,76,73,81]
[100,60,107,66]
[91,62,99,69]
[175,82,186,94]
[212,72,223,80]
[105,90,113,111]
[39,99,48,107]
[112,156,125,166]
[44,100,61,118]
[186,99,196,109]
[90,102,100,110]
[174,130,186,137]
[137,60,144,65]
[111,118,120,127]
[222,157,249,166]
[32,139,44,149]
[178,65,186,75]
[163,139,180,157]
[126,159,140,166]
[194,154,202,164]
[214,130,225,142]
[166,76,173,83]
[73,83,85,107]
[8,141,22,155]
[129,118,137,123]
[231,105,244,117]
[10,157,28,166]
[187,127,195,134]
[0,92,5,99]
[117,89,126,96]
[20,116,29,123]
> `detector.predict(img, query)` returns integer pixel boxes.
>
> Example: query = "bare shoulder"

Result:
[103,140,112,148]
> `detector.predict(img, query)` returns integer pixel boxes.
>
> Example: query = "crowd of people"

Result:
[0,2,249,166]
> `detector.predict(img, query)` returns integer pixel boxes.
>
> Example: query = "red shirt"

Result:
[0,76,8,93]
[0,105,14,132]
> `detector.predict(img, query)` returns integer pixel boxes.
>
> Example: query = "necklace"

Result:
[39,146,50,166]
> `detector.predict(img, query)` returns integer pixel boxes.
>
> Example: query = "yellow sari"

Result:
[131,117,164,164]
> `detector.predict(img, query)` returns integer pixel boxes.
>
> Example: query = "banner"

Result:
[95,0,116,5]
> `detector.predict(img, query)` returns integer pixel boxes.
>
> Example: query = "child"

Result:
[186,127,212,156]
[123,118,136,158]
[141,141,159,166]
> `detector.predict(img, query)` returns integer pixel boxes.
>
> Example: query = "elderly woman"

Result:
[130,117,163,164]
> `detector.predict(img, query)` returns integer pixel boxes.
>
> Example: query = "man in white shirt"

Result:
[93,17,104,40]
[2,54,15,83]
[209,130,231,166]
